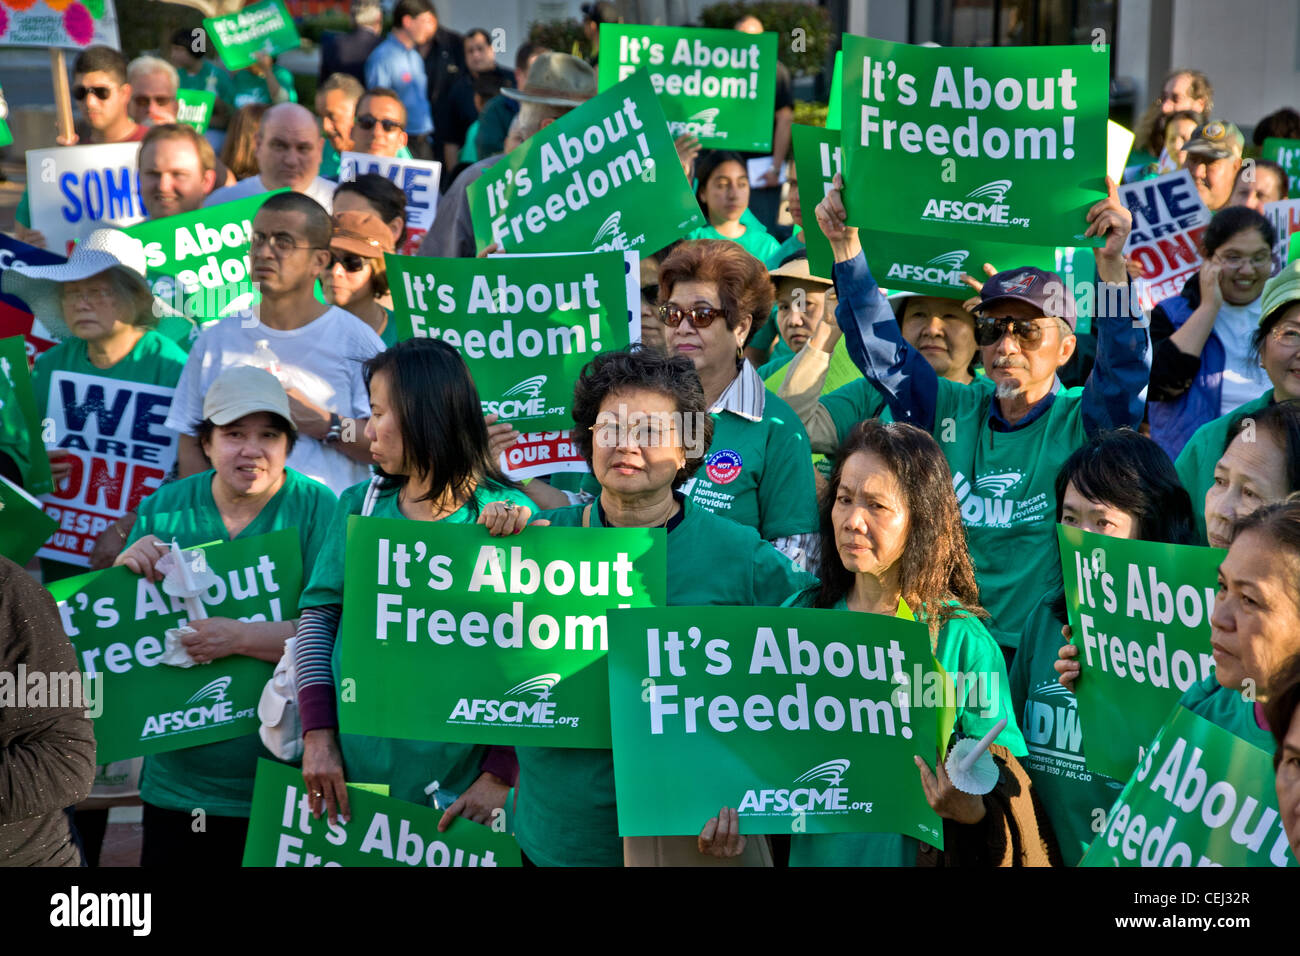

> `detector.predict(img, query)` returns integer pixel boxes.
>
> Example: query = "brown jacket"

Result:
[0,558,96,866]
[917,743,1064,867]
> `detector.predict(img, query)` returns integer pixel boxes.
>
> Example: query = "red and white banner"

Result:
[39,371,178,566]
[1118,169,1211,312]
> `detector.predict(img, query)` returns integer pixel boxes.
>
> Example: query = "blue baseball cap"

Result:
[976,266,1077,329]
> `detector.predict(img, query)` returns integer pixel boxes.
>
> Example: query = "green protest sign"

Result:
[47,529,302,764]
[125,190,280,328]
[1059,526,1220,782]
[826,51,842,130]
[791,124,840,279]
[1081,706,1295,867]
[468,70,703,255]
[1262,138,1300,199]
[388,251,630,431]
[862,230,1062,300]
[339,520,667,749]
[597,25,777,152]
[607,606,943,841]
[840,36,1109,248]
[175,89,214,133]
[0,334,53,495]
[242,759,521,867]
[0,474,57,565]
[204,0,300,72]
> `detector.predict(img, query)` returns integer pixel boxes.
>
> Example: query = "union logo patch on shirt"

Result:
[705,449,743,484]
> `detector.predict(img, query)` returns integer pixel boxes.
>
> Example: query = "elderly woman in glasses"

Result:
[321,210,398,346]
[1148,206,1277,460]
[656,239,819,566]
[1175,259,1300,541]
[477,347,817,866]
[3,229,189,581]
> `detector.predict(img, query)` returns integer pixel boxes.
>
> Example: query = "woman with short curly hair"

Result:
[657,239,819,567]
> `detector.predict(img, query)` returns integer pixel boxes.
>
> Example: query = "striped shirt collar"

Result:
[710,359,766,422]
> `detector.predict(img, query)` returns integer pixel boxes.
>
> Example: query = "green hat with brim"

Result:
[1260,258,1300,325]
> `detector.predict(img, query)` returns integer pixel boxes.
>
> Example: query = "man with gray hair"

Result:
[204,102,337,210]
[127,55,180,127]
[315,72,365,178]
[418,52,596,258]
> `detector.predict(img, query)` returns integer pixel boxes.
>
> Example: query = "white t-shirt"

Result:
[1216,300,1269,415]
[204,175,337,212]
[165,306,383,494]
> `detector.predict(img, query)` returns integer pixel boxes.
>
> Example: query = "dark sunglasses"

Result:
[330,251,368,273]
[355,114,404,133]
[73,84,114,101]
[974,315,1049,348]
[658,304,728,329]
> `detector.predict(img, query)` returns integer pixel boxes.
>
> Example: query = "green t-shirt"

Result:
[129,467,337,816]
[764,338,864,476]
[686,221,781,265]
[300,477,535,806]
[33,330,189,582]
[765,228,805,269]
[1008,590,1123,865]
[377,308,397,348]
[1178,674,1273,750]
[320,142,341,179]
[756,337,795,380]
[1175,390,1274,545]
[512,497,817,867]
[228,66,298,109]
[788,593,1026,867]
[680,389,818,541]
[931,379,1090,650]
[178,60,234,104]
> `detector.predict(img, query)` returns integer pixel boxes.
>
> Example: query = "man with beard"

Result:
[812,175,1151,661]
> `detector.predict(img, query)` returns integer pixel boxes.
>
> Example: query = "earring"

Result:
[736,345,743,361]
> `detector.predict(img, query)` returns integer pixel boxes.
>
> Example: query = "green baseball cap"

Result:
[1183,120,1244,161]
[1260,258,1300,325]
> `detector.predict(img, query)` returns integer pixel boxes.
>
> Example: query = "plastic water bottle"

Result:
[251,339,286,383]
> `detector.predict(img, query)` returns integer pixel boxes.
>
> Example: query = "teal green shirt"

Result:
[682,385,818,541]
[1009,591,1123,865]
[788,593,1026,866]
[320,142,341,178]
[177,60,234,104]
[1178,675,1273,750]
[935,378,1089,649]
[300,478,534,807]
[1175,390,1274,544]
[34,330,189,583]
[766,228,805,269]
[229,66,298,108]
[512,498,817,867]
[129,467,338,816]
[686,221,781,265]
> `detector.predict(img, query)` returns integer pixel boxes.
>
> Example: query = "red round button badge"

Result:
[705,449,743,484]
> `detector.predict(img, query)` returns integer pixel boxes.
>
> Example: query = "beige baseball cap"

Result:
[203,365,296,431]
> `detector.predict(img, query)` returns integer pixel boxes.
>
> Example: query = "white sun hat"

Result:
[0,228,151,340]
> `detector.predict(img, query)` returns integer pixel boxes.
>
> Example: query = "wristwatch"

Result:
[325,412,342,444]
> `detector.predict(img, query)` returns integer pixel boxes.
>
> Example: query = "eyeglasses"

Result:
[132,94,175,108]
[1215,252,1272,271]
[356,114,405,133]
[974,315,1053,348]
[590,416,679,448]
[73,84,114,101]
[60,285,115,304]
[250,232,319,254]
[658,304,728,329]
[1270,325,1300,349]
[330,251,368,273]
